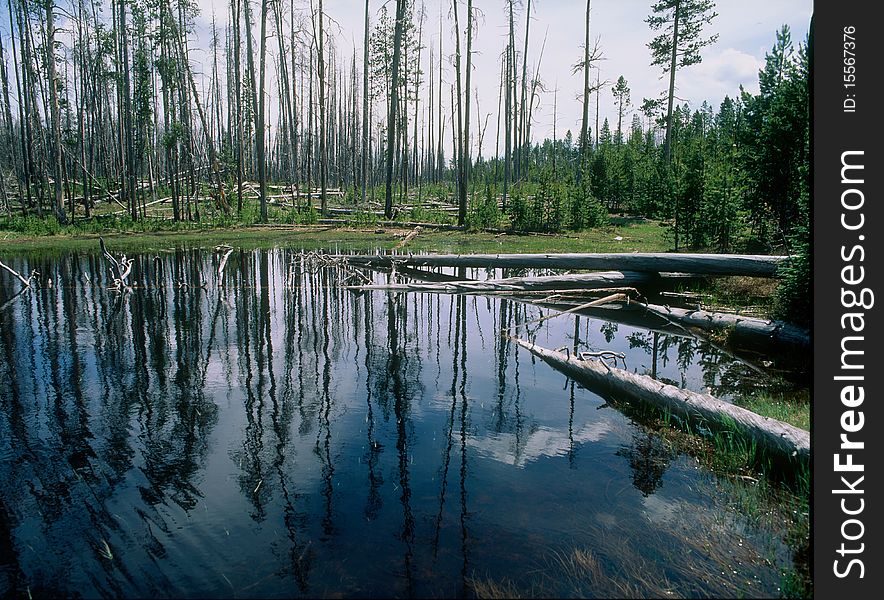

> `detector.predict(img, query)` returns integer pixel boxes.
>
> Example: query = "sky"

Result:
[10,0,813,156]
[195,0,812,152]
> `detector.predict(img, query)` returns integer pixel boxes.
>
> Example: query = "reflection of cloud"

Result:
[641,493,681,525]
[468,421,611,468]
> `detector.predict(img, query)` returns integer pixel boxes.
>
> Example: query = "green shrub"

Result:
[773,221,810,327]
[466,185,502,230]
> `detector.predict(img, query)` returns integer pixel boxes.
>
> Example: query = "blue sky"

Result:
[193,0,812,149]
[4,1,812,154]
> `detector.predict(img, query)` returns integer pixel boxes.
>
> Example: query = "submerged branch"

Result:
[0,259,35,288]
[99,237,132,289]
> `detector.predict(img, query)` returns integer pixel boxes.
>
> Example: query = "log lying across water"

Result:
[514,338,809,463]
[636,301,810,353]
[344,270,678,293]
[537,298,809,354]
[335,252,788,277]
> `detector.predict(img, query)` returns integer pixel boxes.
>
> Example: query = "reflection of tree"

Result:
[600,321,619,343]
[0,498,25,592]
[359,291,384,521]
[388,293,415,594]
[626,331,652,351]
[0,251,225,595]
[617,432,675,497]
[136,251,219,511]
[431,293,471,594]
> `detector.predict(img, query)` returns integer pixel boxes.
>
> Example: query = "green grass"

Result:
[613,401,810,598]
[0,216,669,256]
[736,390,809,432]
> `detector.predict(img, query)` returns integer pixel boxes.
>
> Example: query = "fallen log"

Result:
[316,218,462,230]
[0,258,35,289]
[629,301,809,353]
[509,298,809,379]
[514,338,809,463]
[343,271,673,294]
[395,226,423,249]
[332,252,788,277]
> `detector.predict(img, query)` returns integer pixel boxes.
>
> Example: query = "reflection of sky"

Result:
[0,249,793,598]
[467,421,612,467]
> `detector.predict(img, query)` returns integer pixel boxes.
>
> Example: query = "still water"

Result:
[0,248,799,598]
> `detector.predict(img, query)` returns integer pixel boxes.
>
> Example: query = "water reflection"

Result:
[0,248,800,597]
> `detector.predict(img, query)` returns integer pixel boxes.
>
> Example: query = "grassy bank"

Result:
[0,217,668,255]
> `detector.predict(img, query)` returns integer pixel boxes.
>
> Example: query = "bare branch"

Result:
[0,259,35,289]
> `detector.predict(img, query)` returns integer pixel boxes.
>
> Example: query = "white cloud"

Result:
[185,0,811,151]
[677,47,766,104]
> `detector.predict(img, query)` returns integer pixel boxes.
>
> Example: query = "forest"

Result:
[0,0,809,321]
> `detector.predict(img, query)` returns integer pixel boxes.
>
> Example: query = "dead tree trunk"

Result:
[633,301,810,352]
[383,0,407,219]
[344,271,663,293]
[515,339,809,464]
[334,252,788,277]
[45,0,68,224]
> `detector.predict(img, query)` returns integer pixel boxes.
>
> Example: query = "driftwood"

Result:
[514,338,809,463]
[333,252,788,277]
[316,219,463,231]
[395,226,423,249]
[634,301,810,352]
[99,237,132,288]
[0,258,34,289]
[343,271,672,294]
[0,258,38,312]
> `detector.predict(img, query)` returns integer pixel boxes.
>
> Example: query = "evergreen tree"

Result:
[646,0,718,163]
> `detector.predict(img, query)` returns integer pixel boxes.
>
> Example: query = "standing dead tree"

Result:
[384,0,407,219]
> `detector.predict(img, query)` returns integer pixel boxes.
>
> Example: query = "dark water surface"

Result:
[0,248,797,598]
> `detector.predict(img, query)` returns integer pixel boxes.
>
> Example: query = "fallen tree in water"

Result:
[343,271,693,294]
[634,301,810,353]
[531,297,809,354]
[514,338,809,464]
[0,258,38,311]
[334,252,787,277]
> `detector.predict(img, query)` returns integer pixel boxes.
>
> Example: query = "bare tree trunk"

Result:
[502,0,514,210]
[463,0,472,220]
[452,0,464,223]
[664,0,681,165]
[232,0,244,212]
[517,0,531,182]
[361,0,370,205]
[46,0,69,224]
[257,0,269,221]
[383,0,407,219]
[314,0,328,216]
[579,0,591,181]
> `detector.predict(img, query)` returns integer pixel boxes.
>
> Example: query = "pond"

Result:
[0,247,803,598]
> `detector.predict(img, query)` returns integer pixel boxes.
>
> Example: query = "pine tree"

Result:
[611,75,631,142]
[646,0,718,164]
